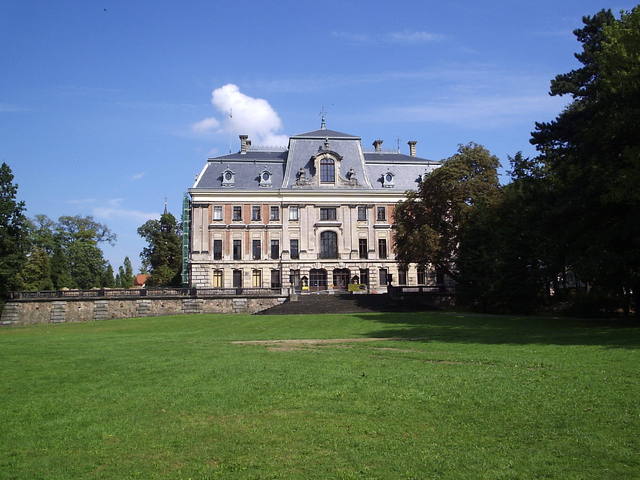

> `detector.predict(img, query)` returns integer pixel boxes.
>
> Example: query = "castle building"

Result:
[187,123,441,292]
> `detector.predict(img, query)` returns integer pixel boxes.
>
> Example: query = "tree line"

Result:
[395,8,640,316]
[0,163,182,298]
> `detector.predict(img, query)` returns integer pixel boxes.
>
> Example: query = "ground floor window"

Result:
[379,268,388,286]
[289,269,301,289]
[252,269,262,287]
[359,268,369,286]
[271,269,281,288]
[398,267,407,285]
[417,266,427,285]
[212,269,223,287]
[233,269,243,288]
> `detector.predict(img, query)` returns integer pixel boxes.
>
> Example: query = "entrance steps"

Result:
[255,293,415,315]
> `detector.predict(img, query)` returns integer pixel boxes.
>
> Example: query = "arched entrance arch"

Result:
[309,269,328,291]
[333,268,351,290]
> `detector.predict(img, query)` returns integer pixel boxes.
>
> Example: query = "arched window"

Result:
[320,231,338,259]
[320,157,335,183]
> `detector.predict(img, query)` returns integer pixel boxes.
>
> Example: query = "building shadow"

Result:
[353,311,640,349]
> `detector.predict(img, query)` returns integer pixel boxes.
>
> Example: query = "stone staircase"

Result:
[255,293,404,315]
[0,302,20,325]
[50,301,67,323]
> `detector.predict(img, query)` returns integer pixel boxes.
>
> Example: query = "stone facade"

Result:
[188,126,442,292]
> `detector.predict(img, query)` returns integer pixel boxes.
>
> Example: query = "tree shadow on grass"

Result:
[355,311,640,349]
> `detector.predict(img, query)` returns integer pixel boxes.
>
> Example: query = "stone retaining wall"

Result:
[0,296,287,327]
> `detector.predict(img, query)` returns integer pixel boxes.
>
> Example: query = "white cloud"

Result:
[211,84,288,146]
[386,31,445,43]
[331,30,444,45]
[191,116,220,134]
[131,172,145,180]
[192,84,288,147]
[93,206,160,222]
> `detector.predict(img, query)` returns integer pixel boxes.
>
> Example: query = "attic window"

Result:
[259,169,272,187]
[222,168,235,187]
[382,171,395,188]
[320,157,335,183]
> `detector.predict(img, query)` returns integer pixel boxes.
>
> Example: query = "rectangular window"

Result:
[357,206,367,221]
[252,239,261,260]
[359,268,369,286]
[213,239,222,260]
[289,269,301,289]
[378,239,387,259]
[320,207,337,221]
[290,239,299,259]
[289,205,299,221]
[398,268,407,285]
[213,206,223,221]
[359,238,368,259]
[212,269,223,287]
[417,267,426,285]
[377,206,386,221]
[270,269,281,288]
[233,206,242,221]
[232,269,242,288]
[252,269,262,288]
[379,268,388,286]
[270,239,280,260]
[233,239,242,260]
[270,206,279,221]
[251,205,261,221]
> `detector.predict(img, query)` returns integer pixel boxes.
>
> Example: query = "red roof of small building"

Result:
[134,274,150,286]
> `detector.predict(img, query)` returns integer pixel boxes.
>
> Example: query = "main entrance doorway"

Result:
[333,268,351,290]
[309,268,328,291]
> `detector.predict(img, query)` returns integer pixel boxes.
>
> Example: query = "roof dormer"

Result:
[382,171,395,188]
[221,167,235,187]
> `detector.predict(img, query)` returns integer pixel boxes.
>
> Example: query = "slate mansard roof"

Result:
[192,128,441,192]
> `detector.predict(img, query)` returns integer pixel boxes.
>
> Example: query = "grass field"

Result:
[0,311,638,479]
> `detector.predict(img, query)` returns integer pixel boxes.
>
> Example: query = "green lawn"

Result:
[0,312,638,479]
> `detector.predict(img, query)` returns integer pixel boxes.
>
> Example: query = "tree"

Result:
[394,143,500,281]
[456,153,559,313]
[0,163,30,298]
[50,244,74,289]
[102,264,115,288]
[137,212,182,286]
[15,248,54,291]
[120,257,134,288]
[530,7,640,313]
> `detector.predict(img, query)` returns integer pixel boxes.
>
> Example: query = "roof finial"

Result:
[163,197,168,215]
[320,105,327,130]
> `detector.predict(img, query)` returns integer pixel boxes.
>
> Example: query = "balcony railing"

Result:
[8,287,284,300]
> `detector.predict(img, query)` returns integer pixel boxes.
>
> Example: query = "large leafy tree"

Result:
[456,153,560,312]
[137,212,182,286]
[394,143,500,281]
[15,248,54,291]
[0,163,30,298]
[531,7,640,312]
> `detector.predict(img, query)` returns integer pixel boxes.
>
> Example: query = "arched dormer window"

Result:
[382,171,395,188]
[222,168,235,187]
[259,168,272,187]
[320,157,335,183]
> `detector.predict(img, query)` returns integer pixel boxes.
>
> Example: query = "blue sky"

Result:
[1,0,637,272]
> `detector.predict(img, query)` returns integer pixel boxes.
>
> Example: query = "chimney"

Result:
[373,139,383,152]
[239,135,249,154]
[408,140,417,157]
